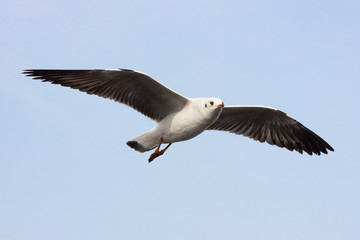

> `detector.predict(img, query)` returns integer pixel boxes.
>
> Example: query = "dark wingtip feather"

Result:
[22,69,33,76]
[327,145,334,152]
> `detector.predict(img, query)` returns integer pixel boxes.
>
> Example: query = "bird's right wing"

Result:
[207,105,334,155]
[23,69,189,121]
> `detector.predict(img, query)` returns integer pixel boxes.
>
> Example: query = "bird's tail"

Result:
[126,131,158,153]
[126,140,145,152]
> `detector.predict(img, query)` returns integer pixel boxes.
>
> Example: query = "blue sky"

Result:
[1,0,359,239]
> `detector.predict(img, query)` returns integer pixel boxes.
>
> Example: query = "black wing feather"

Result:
[207,106,334,155]
[23,69,188,121]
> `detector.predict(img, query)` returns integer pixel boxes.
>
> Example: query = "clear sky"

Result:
[1,0,359,239]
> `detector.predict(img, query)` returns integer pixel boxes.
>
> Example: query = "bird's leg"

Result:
[148,138,163,162]
[148,143,172,163]
[148,138,172,163]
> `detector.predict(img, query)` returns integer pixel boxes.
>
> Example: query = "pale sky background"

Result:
[1,0,359,239]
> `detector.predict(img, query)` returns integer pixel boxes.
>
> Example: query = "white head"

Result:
[203,97,224,110]
[195,97,224,119]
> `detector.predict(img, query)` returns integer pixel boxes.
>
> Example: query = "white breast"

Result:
[156,101,222,143]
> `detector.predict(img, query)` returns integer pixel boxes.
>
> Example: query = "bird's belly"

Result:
[159,115,213,143]
[163,124,207,143]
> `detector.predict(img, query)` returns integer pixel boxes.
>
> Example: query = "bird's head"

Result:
[204,97,224,112]
[190,97,224,121]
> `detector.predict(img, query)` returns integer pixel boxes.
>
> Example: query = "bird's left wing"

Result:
[23,69,189,121]
[207,105,334,155]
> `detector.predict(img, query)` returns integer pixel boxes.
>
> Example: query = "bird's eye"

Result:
[210,101,214,106]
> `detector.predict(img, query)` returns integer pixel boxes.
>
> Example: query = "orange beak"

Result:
[217,102,224,108]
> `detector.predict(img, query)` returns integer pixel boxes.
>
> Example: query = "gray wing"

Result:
[207,105,334,155]
[23,69,188,121]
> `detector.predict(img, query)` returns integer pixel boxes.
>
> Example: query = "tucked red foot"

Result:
[148,138,172,163]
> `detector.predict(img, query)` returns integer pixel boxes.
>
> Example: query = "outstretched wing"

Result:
[207,105,334,155]
[23,69,188,121]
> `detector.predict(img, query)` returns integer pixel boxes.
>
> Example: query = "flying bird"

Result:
[23,69,334,162]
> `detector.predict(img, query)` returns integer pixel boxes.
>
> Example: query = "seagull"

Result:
[23,69,334,162]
